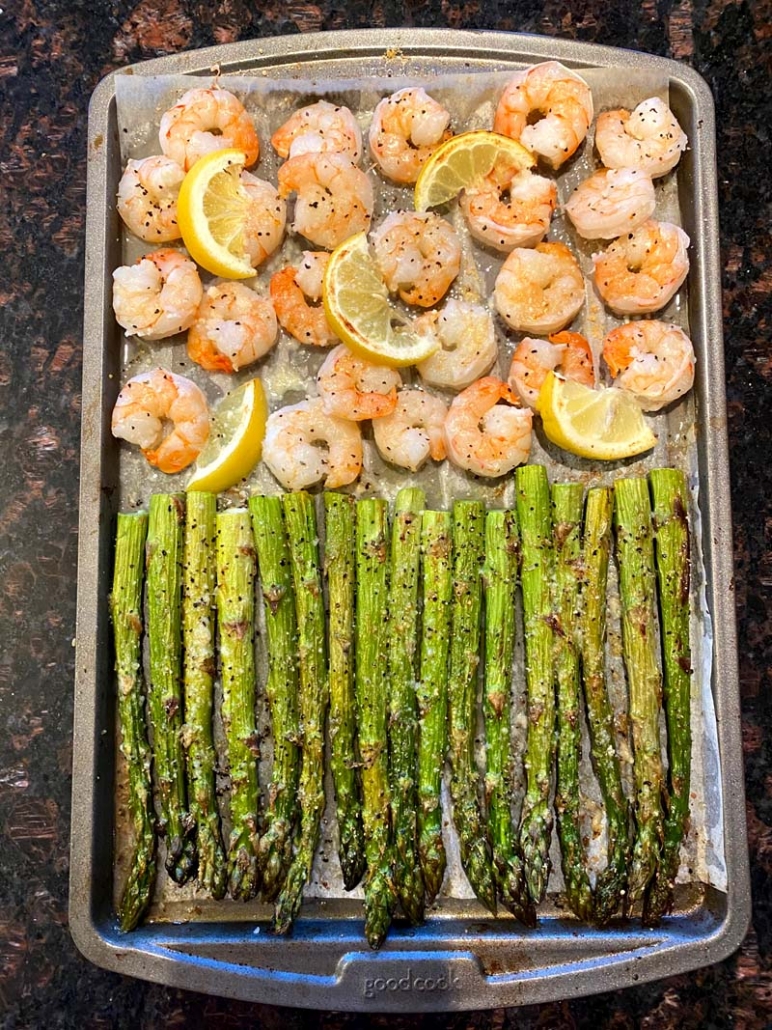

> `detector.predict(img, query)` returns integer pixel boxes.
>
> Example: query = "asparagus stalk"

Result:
[552,483,594,922]
[614,477,666,906]
[146,494,196,885]
[643,468,693,926]
[249,495,301,901]
[324,492,366,892]
[355,499,394,948]
[216,508,260,900]
[483,509,535,925]
[580,486,630,925]
[274,493,328,933]
[448,501,496,916]
[182,493,227,900]
[416,510,454,904]
[112,512,156,931]
[386,487,425,924]
[516,465,556,905]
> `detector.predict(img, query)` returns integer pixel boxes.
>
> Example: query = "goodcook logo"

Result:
[363,967,462,999]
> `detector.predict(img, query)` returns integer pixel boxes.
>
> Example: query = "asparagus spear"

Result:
[182,493,227,900]
[147,494,196,885]
[216,508,260,900]
[580,487,630,925]
[355,499,394,948]
[515,464,556,905]
[448,501,496,916]
[552,483,593,922]
[386,487,425,925]
[112,512,156,931]
[274,492,328,933]
[614,477,666,906]
[249,495,301,901]
[483,509,535,925]
[416,510,454,904]
[643,468,693,926]
[324,492,366,892]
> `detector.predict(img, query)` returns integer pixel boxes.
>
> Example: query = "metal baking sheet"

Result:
[71,28,750,1011]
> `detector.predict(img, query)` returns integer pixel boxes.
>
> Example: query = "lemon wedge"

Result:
[414,130,534,211]
[186,378,268,492]
[322,231,438,367]
[537,372,657,461]
[177,148,256,279]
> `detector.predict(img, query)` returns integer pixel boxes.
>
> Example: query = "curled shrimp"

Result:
[317,344,401,421]
[159,87,259,171]
[187,281,278,373]
[602,320,695,411]
[270,252,337,348]
[415,300,498,391]
[236,172,287,268]
[372,389,448,472]
[508,331,594,408]
[595,96,688,179]
[443,376,532,478]
[278,152,374,250]
[493,61,594,169]
[460,163,557,252]
[271,100,362,162]
[116,156,184,243]
[371,211,461,308]
[262,398,363,490]
[494,241,585,335]
[112,248,203,341]
[368,87,452,185]
[111,367,210,474]
[564,167,656,241]
[592,219,690,315]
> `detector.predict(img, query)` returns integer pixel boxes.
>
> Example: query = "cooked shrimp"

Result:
[371,211,461,308]
[112,248,203,341]
[159,87,259,171]
[262,399,363,490]
[368,87,452,184]
[278,152,374,250]
[460,164,557,252]
[493,61,594,170]
[116,156,184,243]
[508,331,594,408]
[238,172,287,267]
[271,100,362,161]
[372,389,448,472]
[187,282,278,373]
[415,300,498,391]
[592,219,690,315]
[595,96,688,179]
[564,167,656,240]
[317,345,401,421]
[443,376,532,478]
[270,252,337,348]
[602,320,695,411]
[111,367,209,474]
[494,241,585,335]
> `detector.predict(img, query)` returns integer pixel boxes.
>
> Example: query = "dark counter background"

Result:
[1,1,770,1026]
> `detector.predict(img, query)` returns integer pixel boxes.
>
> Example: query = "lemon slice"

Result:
[537,372,657,460]
[186,378,268,492]
[323,231,438,368]
[414,130,535,211]
[177,148,255,279]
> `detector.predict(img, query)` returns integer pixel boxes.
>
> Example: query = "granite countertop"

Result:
[1,1,770,1026]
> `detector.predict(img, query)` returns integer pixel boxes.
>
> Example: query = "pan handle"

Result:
[334,949,490,1008]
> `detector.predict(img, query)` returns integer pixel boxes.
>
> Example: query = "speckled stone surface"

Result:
[1,1,770,1026]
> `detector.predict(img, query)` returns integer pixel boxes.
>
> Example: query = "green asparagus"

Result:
[147,494,196,885]
[324,492,366,892]
[274,492,328,933]
[249,495,301,901]
[643,468,693,926]
[112,512,156,931]
[216,508,260,900]
[614,477,665,906]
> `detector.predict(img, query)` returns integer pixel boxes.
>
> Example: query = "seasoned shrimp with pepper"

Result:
[262,399,363,490]
[369,87,452,184]
[508,331,595,408]
[460,163,557,252]
[371,211,461,308]
[187,282,278,373]
[595,96,687,179]
[443,376,532,478]
[159,87,259,171]
[271,100,362,161]
[112,248,203,341]
[494,241,585,335]
[415,300,498,391]
[270,252,337,348]
[602,320,695,411]
[317,345,401,421]
[239,172,287,268]
[116,156,184,243]
[278,152,373,250]
[564,167,656,240]
[592,219,690,315]
[372,389,448,472]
